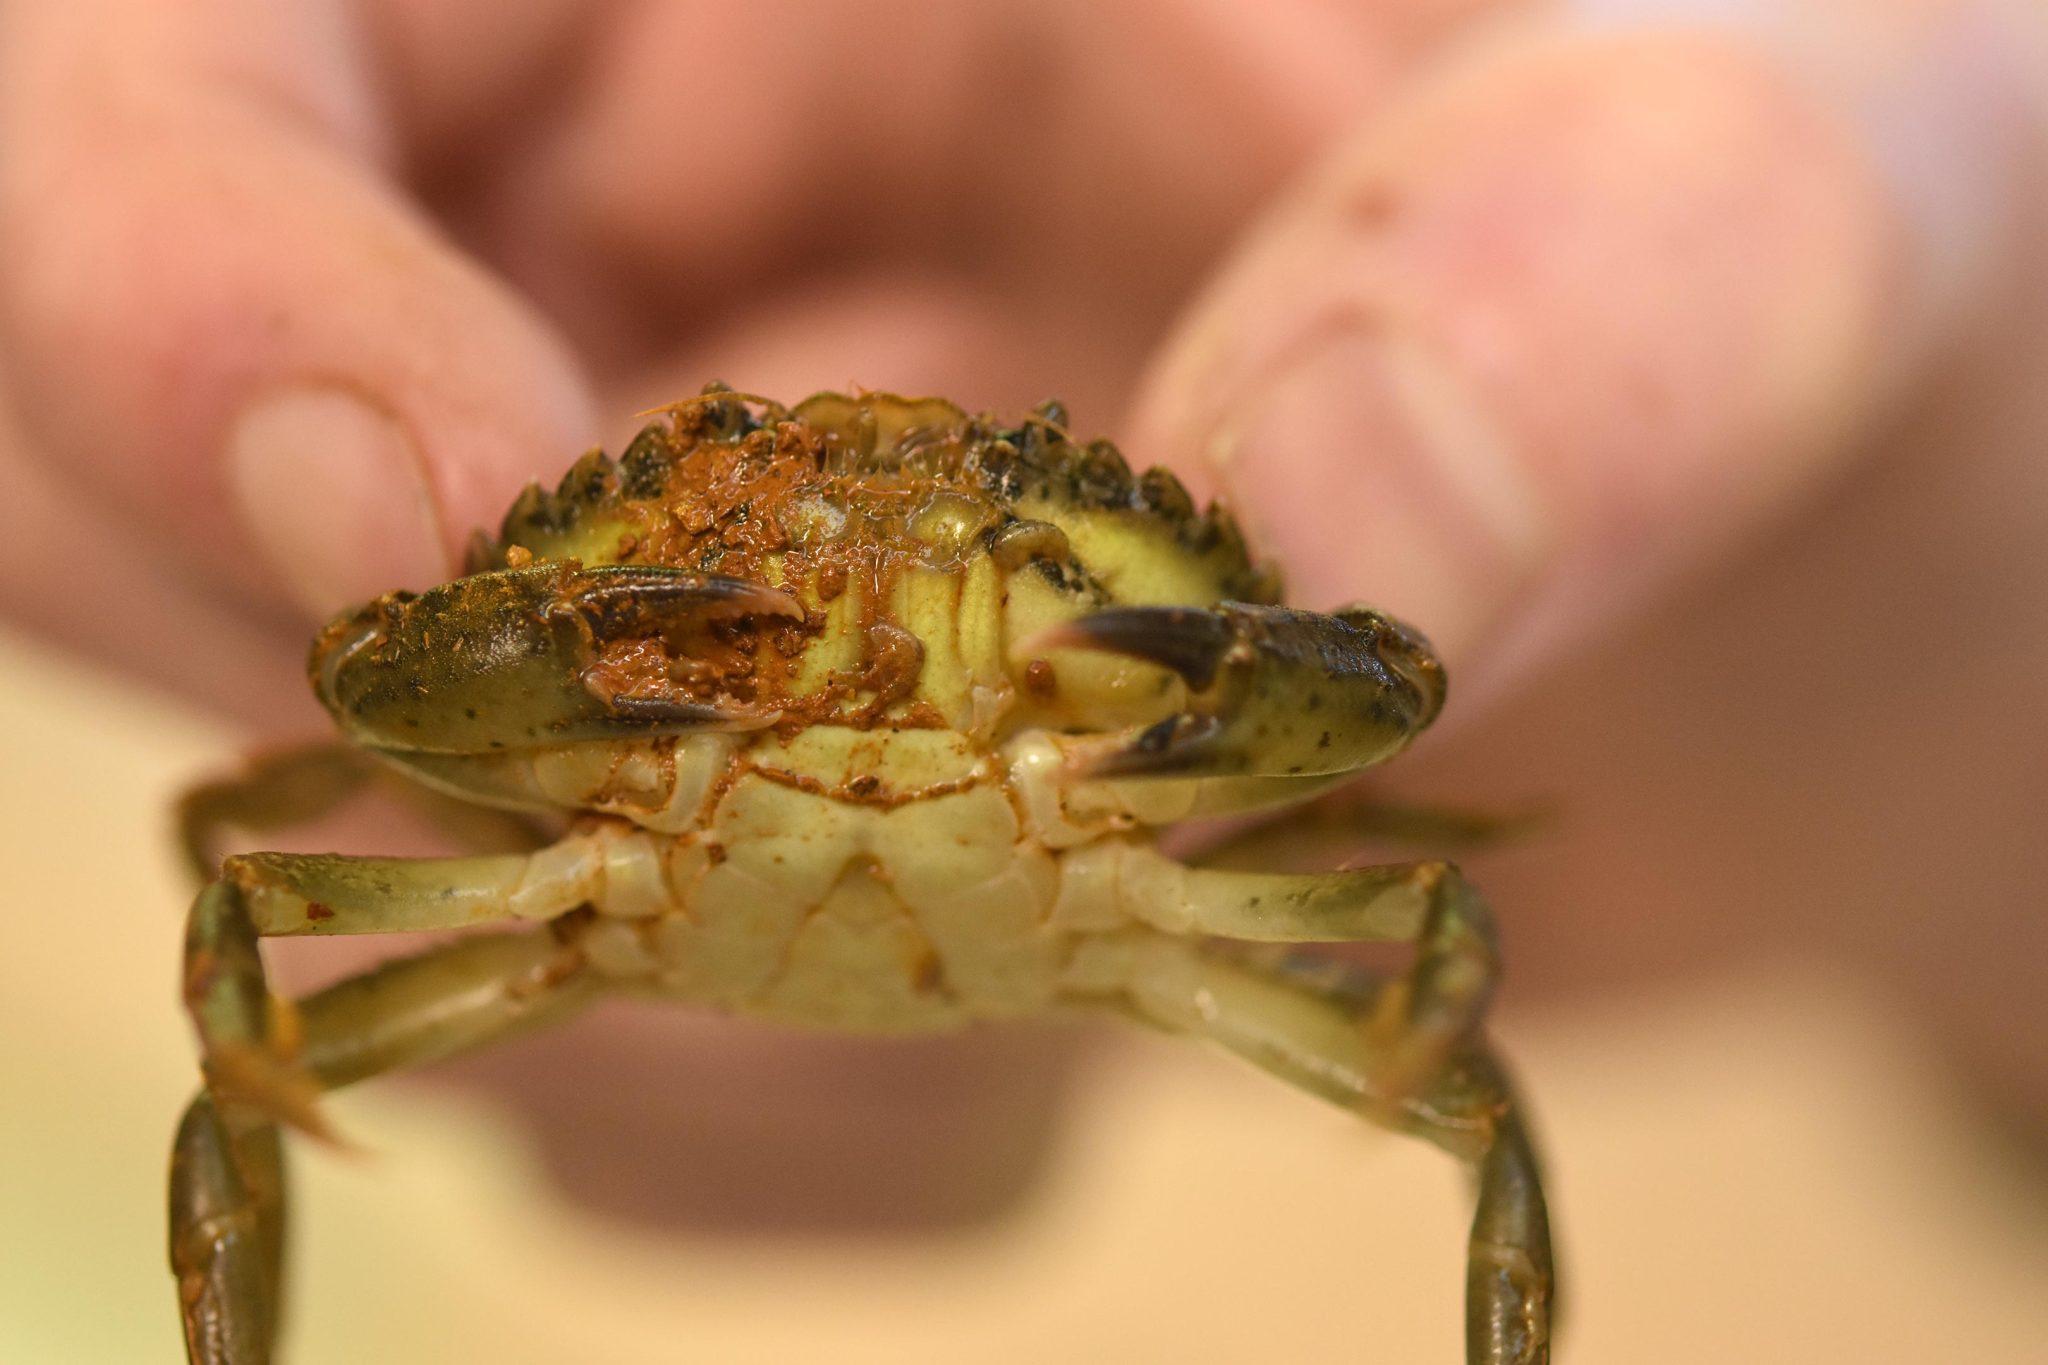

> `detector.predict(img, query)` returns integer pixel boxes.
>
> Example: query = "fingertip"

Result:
[226,387,446,618]
[2,115,596,619]
[1151,323,1557,668]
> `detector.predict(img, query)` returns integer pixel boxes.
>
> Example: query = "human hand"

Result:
[3,0,2043,1219]
[1125,2,2048,1130]
[0,0,1443,722]
[0,0,1476,1222]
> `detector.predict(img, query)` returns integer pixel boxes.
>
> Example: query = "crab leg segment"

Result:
[1083,937,1553,1365]
[311,563,804,754]
[223,844,607,937]
[178,742,549,883]
[169,1097,283,1365]
[172,930,594,1365]
[293,929,598,1090]
[1070,842,1500,1097]
[1035,602,1446,780]
[1189,787,1540,871]
[182,841,607,1136]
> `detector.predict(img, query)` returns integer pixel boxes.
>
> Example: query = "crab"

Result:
[170,385,1555,1364]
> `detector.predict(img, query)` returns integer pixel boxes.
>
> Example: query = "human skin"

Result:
[1,0,2044,1221]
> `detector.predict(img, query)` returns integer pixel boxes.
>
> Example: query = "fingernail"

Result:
[228,387,449,618]
[1208,325,1552,666]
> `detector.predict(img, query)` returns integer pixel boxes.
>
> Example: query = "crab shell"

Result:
[308,384,1445,831]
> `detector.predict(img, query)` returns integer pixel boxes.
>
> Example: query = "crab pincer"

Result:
[1033,601,1446,778]
[312,562,806,752]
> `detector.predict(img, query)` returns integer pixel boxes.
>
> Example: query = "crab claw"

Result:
[1034,602,1446,779]
[562,569,804,633]
[311,563,806,753]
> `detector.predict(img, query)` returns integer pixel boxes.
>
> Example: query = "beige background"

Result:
[3,627,2044,1364]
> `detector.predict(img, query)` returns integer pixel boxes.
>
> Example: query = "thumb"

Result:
[1129,9,2038,702]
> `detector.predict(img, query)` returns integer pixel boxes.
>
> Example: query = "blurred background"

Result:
[4,2,2048,1362]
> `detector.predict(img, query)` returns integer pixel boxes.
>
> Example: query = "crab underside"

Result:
[170,386,1553,1364]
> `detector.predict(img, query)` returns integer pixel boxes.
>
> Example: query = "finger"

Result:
[492,0,1496,368]
[1128,2,2043,704]
[0,1,597,622]
[601,269,1154,447]
[355,0,595,171]
[0,377,309,725]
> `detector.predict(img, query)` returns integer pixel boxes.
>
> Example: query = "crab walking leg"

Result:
[1087,937,1554,1365]
[1188,792,1541,871]
[182,839,607,1131]
[178,744,376,884]
[290,924,597,1088]
[178,742,550,883]
[171,929,596,1365]
[169,1097,285,1365]
[1074,842,1500,1096]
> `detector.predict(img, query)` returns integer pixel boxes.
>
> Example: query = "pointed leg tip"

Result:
[202,1046,345,1146]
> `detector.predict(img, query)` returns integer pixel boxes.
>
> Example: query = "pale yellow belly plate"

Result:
[589,735,1078,1032]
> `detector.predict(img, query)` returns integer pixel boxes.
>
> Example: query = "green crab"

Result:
[170,385,1555,1363]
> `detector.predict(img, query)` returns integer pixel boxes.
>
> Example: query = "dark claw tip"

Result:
[683,577,808,620]
[595,695,783,732]
[571,569,807,625]
[1078,713,1224,778]
[1024,608,1235,690]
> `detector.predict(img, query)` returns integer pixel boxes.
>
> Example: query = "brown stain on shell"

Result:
[477,386,1275,733]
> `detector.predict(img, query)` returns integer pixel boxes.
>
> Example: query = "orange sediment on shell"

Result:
[473,385,1275,733]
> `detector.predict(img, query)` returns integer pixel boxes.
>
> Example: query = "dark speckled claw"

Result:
[1039,602,1447,780]
[311,564,800,754]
